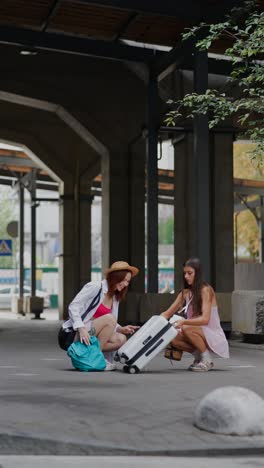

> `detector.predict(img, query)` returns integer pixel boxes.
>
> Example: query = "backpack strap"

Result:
[81,286,102,320]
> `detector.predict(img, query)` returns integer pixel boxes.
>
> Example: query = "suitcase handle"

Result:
[145,338,163,357]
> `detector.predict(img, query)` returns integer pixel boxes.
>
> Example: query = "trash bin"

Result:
[50,294,58,308]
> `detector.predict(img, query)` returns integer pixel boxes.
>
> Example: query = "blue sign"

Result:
[0,239,12,256]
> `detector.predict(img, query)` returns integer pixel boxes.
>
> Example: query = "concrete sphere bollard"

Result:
[194,386,264,436]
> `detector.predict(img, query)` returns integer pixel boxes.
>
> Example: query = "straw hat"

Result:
[105,261,139,277]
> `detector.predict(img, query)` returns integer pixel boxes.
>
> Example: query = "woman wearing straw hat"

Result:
[61,261,140,370]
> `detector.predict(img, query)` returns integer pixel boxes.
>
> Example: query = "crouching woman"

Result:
[59,261,139,370]
[161,257,229,371]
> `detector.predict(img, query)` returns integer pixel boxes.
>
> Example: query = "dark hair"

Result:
[182,257,207,316]
[106,270,131,302]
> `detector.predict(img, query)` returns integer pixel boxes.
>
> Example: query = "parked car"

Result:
[0,285,50,309]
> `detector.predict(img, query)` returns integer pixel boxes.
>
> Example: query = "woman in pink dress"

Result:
[161,257,229,371]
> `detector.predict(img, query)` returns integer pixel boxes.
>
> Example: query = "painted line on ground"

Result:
[8,373,40,377]
[227,365,256,368]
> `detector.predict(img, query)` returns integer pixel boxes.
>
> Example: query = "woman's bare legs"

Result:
[91,315,127,351]
[181,325,208,353]
[170,332,195,353]
[102,332,127,352]
[79,315,117,349]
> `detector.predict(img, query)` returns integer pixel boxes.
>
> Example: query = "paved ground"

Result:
[0,456,263,468]
[0,317,264,459]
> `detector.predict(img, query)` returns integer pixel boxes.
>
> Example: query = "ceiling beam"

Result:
[0,168,54,183]
[234,199,260,213]
[0,25,160,63]
[154,36,233,80]
[182,55,233,77]
[0,175,58,191]
[67,0,244,22]
[234,185,264,196]
[154,38,195,80]
[0,155,38,168]
[41,0,62,32]
[114,12,138,41]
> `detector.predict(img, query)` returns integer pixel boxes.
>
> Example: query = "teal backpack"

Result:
[67,337,106,372]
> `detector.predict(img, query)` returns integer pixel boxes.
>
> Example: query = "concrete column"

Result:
[174,131,234,293]
[193,48,212,283]
[58,176,93,319]
[102,151,129,268]
[128,140,145,293]
[101,146,145,292]
[18,183,24,299]
[146,73,159,292]
[79,179,92,287]
[30,169,37,297]
[58,179,75,320]
[213,132,234,292]
[174,133,196,292]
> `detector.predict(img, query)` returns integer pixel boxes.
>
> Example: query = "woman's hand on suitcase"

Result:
[173,318,185,329]
[78,327,90,345]
[120,325,140,335]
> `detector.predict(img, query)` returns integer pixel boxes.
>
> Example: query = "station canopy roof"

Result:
[0,0,248,62]
[0,0,261,186]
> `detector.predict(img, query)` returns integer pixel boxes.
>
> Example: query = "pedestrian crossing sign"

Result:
[0,239,12,256]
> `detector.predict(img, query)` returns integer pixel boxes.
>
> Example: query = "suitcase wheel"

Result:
[127,365,139,375]
[114,353,120,362]
[123,365,129,373]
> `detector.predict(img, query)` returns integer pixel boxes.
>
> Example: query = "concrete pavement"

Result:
[0,456,263,468]
[0,319,264,456]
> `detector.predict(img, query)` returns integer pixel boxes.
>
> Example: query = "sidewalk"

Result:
[0,319,264,456]
[0,308,58,321]
[0,456,263,468]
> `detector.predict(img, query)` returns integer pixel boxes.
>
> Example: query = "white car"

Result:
[0,285,50,309]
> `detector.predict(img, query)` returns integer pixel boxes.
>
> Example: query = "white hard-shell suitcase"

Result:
[114,315,177,374]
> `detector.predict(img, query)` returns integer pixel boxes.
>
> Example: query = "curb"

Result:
[229,340,264,351]
[1,434,264,457]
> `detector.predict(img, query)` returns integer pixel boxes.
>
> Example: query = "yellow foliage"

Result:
[235,211,259,258]
[234,141,264,259]
[234,142,264,180]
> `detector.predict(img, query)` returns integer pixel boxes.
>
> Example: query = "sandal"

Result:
[164,345,183,361]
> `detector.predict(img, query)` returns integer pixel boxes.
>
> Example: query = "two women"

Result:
[62,257,229,372]
[162,257,229,371]
[62,261,139,371]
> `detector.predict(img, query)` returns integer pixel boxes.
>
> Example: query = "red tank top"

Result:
[93,303,112,319]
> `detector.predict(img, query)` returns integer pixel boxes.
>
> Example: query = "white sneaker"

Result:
[190,360,214,372]
[104,360,116,371]
[188,358,200,371]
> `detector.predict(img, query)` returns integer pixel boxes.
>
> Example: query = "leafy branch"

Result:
[166,0,264,162]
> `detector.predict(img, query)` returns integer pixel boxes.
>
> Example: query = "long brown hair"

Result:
[182,257,207,316]
[106,270,130,302]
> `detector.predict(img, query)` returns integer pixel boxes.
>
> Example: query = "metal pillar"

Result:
[19,183,24,299]
[146,71,159,292]
[30,170,37,296]
[193,48,212,283]
[74,160,81,292]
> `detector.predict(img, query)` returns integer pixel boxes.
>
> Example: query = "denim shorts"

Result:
[89,325,96,336]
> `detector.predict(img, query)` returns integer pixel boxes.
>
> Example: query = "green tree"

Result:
[0,186,18,268]
[166,0,264,162]
[159,217,174,244]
